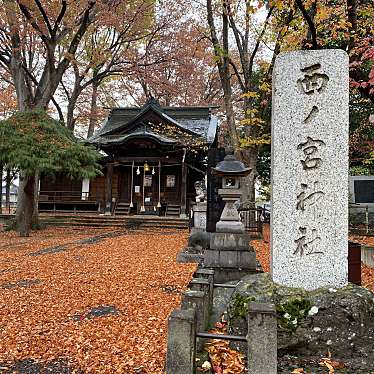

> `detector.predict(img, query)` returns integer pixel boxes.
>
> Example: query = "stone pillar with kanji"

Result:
[271,50,349,290]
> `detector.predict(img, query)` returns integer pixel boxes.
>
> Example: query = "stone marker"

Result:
[193,201,207,230]
[271,49,349,290]
[166,308,196,374]
[247,302,277,374]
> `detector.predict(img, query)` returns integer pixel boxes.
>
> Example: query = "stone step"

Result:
[166,205,181,217]
[39,215,188,229]
[41,222,188,229]
[40,215,187,222]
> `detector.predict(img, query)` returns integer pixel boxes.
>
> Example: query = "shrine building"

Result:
[38,98,218,217]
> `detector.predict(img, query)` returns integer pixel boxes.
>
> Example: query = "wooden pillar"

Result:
[180,162,187,217]
[105,163,113,215]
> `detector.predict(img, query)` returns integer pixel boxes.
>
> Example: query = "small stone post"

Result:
[166,308,196,374]
[182,290,209,351]
[195,268,215,283]
[247,302,277,374]
[190,278,213,312]
[181,290,209,332]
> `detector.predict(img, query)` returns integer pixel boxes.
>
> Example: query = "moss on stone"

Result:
[276,297,312,332]
[231,293,256,319]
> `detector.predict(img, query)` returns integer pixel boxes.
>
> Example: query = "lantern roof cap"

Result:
[212,149,252,176]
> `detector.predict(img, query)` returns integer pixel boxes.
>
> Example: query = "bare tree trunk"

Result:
[207,0,238,150]
[87,78,99,138]
[5,168,11,214]
[66,92,79,131]
[32,171,39,226]
[16,173,35,236]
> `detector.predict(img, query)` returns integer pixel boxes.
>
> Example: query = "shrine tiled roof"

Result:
[88,127,177,147]
[88,101,218,146]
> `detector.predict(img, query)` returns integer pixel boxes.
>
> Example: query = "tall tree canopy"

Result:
[0,0,106,234]
[205,0,373,198]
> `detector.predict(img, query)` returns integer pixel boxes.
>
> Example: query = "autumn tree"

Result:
[107,0,221,110]
[0,0,109,235]
[0,77,17,215]
[205,0,373,201]
[290,0,373,101]
[56,0,159,136]
[285,0,374,172]
[205,0,297,204]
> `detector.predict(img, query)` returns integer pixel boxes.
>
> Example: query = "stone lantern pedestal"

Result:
[203,151,257,282]
[216,189,244,233]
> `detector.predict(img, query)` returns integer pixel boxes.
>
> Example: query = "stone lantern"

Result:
[212,151,251,233]
[204,149,257,283]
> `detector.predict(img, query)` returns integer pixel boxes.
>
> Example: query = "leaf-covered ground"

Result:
[252,224,374,292]
[2,224,373,373]
[0,227,195,373]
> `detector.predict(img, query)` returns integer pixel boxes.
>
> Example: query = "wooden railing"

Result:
[38,191,95,202]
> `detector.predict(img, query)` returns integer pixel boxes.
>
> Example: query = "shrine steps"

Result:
[166,205,181,216]
[39,214,189,230]
[114,202,131,216]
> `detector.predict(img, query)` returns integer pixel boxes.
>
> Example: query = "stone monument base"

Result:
[203,232,257,283]
[216,220,245,233]
[227,272,374,372]
[209,267,257,284]
[176,247,204,264]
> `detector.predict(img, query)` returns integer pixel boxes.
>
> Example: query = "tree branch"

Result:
[294,0,318,49]
[347,0,358,51]
[57,1,96,76]
[17,2,50,45]
[34,0,54,37]
[229,59,245,91]
[53,1,67,34]
[248,6,274,81]
[51,96,64,122]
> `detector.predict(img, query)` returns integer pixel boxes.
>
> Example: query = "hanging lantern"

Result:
[136,166,140,175]
[144,161,150,172]
[152,167,155,175]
